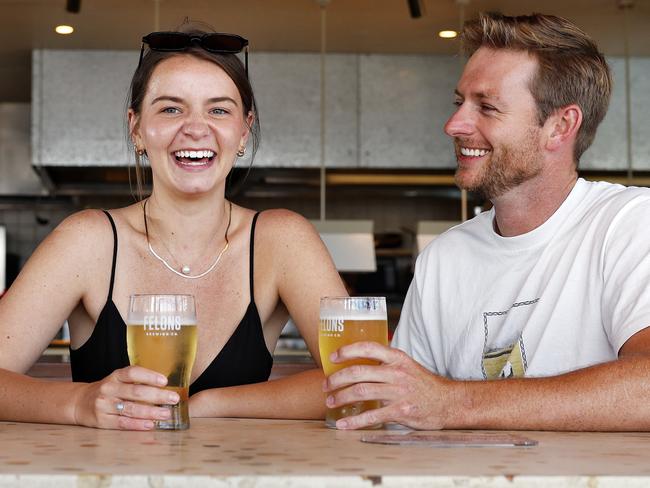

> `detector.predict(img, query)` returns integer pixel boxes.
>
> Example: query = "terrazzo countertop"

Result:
[2,418,650,487]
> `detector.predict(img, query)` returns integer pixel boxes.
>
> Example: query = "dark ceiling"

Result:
[1,0,648,102]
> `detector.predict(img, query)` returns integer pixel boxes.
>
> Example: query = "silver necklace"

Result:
[143,199,232,280]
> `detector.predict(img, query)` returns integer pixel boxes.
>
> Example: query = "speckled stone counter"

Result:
[1,418,650,487]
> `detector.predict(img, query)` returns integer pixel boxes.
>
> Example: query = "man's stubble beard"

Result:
[454,128,544,200]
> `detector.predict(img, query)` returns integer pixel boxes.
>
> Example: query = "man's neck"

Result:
[492,170,578,237]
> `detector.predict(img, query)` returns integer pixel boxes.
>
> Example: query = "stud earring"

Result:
[136,147,146,157]
[237,147,246,158]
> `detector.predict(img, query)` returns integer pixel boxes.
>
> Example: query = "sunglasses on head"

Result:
[139,31,249,77]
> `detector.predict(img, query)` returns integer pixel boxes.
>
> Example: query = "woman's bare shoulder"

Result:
[9,209,118,305]
[35,209,128,273]
[253,208,330,262]
[255,208,318,239]
[53,204,142,241]
[50,209,115,245]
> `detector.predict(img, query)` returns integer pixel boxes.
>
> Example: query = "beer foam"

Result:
[320,297,386,320]
[320,311,386,320]
[127,315,197,326]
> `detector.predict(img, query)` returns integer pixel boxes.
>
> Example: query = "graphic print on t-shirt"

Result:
[481,298,539,380]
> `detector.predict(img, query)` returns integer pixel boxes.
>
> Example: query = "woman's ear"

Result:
[127,109,143,149]
[544,104,582,152]
[239,110,255,148]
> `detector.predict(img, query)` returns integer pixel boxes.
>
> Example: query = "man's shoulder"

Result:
[417,213,489,262]
[581,178,650,207]
[578,179,650,226]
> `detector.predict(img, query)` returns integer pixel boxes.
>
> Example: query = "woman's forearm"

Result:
[0,368,83,424]
[189,368,327,420]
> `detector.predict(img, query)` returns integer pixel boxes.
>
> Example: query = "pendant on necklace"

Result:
[181,265,191,275]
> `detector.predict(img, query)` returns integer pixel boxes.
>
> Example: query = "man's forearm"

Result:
[446,356,650,431]
[190,368,327,420]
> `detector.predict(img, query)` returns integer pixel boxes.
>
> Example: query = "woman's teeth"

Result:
[174,150,215,159]
[173,149,216,166]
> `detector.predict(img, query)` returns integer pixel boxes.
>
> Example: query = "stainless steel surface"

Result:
[31,49,650,172]
[0,104,44,196]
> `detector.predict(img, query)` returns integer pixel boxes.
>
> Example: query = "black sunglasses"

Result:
[139,31,249,77]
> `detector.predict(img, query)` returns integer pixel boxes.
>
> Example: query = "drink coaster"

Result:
[360,432,538,447]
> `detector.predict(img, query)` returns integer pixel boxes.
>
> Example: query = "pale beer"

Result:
[319,297,388,428]
[127,295,197,430]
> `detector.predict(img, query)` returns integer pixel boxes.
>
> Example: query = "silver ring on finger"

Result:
[115,401,125,415]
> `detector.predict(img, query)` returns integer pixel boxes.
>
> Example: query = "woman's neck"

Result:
[143,191,232,267]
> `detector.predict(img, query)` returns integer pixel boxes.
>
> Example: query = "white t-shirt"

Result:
[392,178,650,380]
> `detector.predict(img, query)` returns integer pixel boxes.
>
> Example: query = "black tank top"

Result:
[69,211,273,396]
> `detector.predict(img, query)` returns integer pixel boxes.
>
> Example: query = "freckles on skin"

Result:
[135,55,249,195]
[143,125,176,142]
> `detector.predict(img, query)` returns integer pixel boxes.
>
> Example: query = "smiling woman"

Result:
[128,28,257,200]
[129,54,252,196]
[0,23,347,430]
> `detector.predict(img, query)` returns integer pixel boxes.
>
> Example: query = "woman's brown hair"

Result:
[126,25,259,200]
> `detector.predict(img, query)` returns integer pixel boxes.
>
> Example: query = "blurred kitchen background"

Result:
[1,0,649,352]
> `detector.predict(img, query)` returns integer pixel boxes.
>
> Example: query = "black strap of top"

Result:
[101,210,118,301]
[249,212,261,302]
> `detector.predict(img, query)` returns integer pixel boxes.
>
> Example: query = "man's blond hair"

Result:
[461,12,612,164]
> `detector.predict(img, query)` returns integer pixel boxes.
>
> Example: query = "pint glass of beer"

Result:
[319,296,388,429]
[127,294,198,430]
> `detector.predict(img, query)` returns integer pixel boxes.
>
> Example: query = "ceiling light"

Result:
[55,25,74,35]
[438,30,458,39]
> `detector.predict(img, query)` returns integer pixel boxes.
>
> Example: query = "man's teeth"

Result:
[460,147,489,157]
[174,150,215,159]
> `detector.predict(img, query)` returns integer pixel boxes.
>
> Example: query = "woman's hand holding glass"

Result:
[72,365,179,430]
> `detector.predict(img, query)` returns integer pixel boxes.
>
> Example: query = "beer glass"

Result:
[127,294,198,430]
[319,296,388,429]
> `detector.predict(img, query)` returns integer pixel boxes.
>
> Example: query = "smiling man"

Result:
[323,12,650,431]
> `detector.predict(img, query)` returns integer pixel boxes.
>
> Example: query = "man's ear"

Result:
[544,104,582,152]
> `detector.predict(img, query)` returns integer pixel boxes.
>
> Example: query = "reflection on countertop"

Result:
[3,417,650,486]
